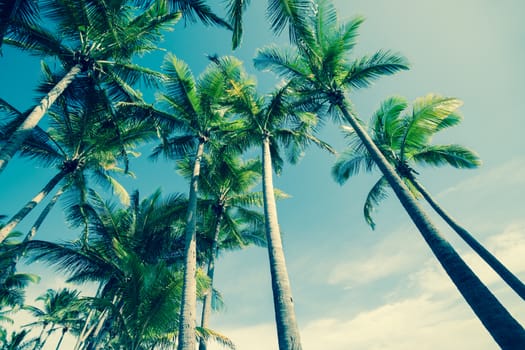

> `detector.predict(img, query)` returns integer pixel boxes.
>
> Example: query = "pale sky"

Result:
[1,1,524,349]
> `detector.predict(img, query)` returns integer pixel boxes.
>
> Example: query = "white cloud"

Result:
[327,225,428,287]
[439,158,525,198]
[300,222,525,350]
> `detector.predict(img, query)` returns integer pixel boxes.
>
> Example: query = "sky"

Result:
[1,0,524,349]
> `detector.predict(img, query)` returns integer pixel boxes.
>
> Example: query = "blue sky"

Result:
[1,1,524,349]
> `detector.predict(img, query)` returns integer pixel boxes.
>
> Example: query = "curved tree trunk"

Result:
[337,102,525,349]
[410,177,525,300]
[198,209,223,350]
[261,136,302,350]
[0,169,68,243]
[177,140,205,350]
[0,64,81,174]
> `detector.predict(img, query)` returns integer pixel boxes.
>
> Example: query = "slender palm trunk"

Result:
[261,136,302,350]
[198,209,224,350]
[74,308,95,350]
[410,177,525,300]
[337,102,525,349]
[0,64,82,174]
[55,328,67,350]
[25,186,65,242]
[0,169,68,243]
[177,140,205,350]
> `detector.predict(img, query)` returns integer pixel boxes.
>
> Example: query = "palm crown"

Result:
[333,94,481,228]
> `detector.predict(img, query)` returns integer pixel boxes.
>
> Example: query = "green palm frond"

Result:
[363,176,389,230]
[0,0,40,51]
[343,50,409,89]
[410,144,482,169]
[253,45,307,81]
[226,0,249,49]
[196,326,236,350]
[332,148,374,184]
[370,95,408,150]
[267,0,313,42]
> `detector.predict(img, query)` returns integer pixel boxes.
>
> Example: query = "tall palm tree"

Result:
[333,94,525,301]
[215,55,334,350]
[178,152,267,350]
[121,54,243,350]
[0,82,157,243]
[0,0,181,173]
[25,189,233,349]
[254,0,525,347]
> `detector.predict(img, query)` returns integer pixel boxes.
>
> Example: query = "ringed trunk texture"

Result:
[338,103,525,349]
[177,141,205,350]
[0,64,82,174]
[262,136,302,350]
[0,169,68,244]
[410,177,525,300]
[198,211,223,350]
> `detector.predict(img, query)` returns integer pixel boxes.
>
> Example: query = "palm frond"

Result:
[363,176,389,229]
[411,144,482,169]
[343,50,409,89]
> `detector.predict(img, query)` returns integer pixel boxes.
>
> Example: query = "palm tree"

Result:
[0,81,157,243]
[254,0,525,346]
[25,189,185,349]
[0,231,40,324]
[25,189,233,349]
[120,53,244,350]
[333,94,525,301]
[178,152,267,350]
[24,288,82,350]
[0,0,181,173]
[215,55,334,350]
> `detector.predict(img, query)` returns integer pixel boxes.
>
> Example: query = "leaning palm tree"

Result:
[0,0,181,173]
[333,94,525,301]
[178,152,267,350]
[0,82,157,243]
[254,0,525,346]
[216,55,334,350]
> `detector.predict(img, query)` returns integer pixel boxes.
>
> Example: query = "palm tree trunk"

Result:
[410,177,525,300]
[0,169,68,243]
[177,140,205,350]
[337,102,525,349]
[198,209,224,350]
[55,328,67,350]
[24,186,65,242]
[261,135,302,350]
[0,64,82,174]
[74,308,95,350]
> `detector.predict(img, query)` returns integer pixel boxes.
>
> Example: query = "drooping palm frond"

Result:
[410,144,482,169]
[363,176,389,230]
[0,0,40,52]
